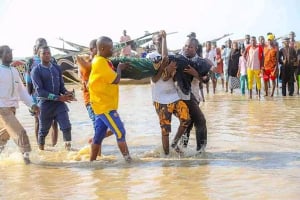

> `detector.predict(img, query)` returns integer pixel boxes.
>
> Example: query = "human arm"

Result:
[151,57,169,83]
[25,58,34,95]
[184,65,201,80]
[112,62,129,84]
[15,69,40,115]
[31,66,73,102]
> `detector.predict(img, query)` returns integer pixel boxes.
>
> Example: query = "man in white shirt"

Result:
[0,45,39,164]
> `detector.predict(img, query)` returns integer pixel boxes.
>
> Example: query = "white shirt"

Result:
[0,65,33,108]
[247,47,261,70]
[147,51,180,104]
[205,48,217,66]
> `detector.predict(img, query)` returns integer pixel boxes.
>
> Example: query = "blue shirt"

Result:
[31,63,68,115]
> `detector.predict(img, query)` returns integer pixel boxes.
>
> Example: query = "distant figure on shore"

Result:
[279,37,297,96]
[120,30,132,57]
[245,36,264,99]
[262,33,278,97]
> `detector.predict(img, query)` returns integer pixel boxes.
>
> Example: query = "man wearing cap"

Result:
[279,37,297,96]
[262,33,278,97]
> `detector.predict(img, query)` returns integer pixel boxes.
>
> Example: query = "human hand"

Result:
[65,90,77,101]
[160,56,169,69]
[31,104,40,116]
[58,95,75,103]
[159,30,167,39]
[117,62,130,71]
[166,61,177,74]
[184,65,198,77]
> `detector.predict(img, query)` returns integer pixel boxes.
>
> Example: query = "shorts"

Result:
[93,110,125,144]
[247,68,261,90]
[263,68,276,81]
[215,73,224,79]
[154,100,190,135]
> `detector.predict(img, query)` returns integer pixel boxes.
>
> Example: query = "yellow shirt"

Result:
[89,55,118,114]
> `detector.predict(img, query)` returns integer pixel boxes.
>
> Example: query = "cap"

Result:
[267,34,275,41]
[187,32,196,38]
[289,31,295,36]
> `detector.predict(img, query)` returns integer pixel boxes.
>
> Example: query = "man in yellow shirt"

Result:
[89,36,131,162]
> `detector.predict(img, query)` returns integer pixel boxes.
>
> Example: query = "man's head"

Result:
[205,41,212,51]
[187,32,196,39]
[282,37,289,47]
[245,34,250,44]
[123,30,127,36]
[289,31,295,40]
[35,38,47,55]
[250,36,257,47]
[38,46,51,64]
[258,36,265,45]
[184,38,198,58]
[0,45,13,65]
[226,39,232,48]
[89,39,97,58]
[97,36,113,58]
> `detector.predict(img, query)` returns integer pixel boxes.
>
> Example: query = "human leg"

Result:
[101,111,131,161]
[50,120,58,146]
[247,68,254,98]
[0,108,31,163]
[190,95,207,151]
[56,111,72,150]
[154,102,172,155]
[34,115,39,143]
[90,115,107,161]
[254,69,261,98]
[173,100,190,150]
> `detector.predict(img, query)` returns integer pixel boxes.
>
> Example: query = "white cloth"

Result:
[147,51,180,104]
[0,65,33,108]
[247,47,260,70]
[205,48,217,66]
[239,56,247,75]
[191,78,200,102]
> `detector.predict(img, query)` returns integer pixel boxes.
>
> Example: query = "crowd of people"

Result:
[0,29,299,165]
[186,31,300,99]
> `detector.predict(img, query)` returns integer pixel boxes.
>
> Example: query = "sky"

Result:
[0,0,299,58]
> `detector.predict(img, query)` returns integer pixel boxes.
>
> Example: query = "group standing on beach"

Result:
[0,29,299,164]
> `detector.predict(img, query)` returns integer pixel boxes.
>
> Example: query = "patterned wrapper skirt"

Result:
[230,76,240,89]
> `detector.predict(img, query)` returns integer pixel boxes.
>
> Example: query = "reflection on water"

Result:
[0,84,300,200]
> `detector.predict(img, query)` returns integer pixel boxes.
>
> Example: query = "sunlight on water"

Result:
[0,84,299,200]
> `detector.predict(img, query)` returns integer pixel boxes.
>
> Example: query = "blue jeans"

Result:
[240,75,248,95]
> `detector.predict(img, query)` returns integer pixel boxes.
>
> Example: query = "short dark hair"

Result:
[0,45,10,57]
[38,45,50,53]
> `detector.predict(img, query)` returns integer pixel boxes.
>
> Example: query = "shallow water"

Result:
[1,83,300,200]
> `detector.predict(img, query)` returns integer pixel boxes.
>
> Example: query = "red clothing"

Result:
[216,54,223,74]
